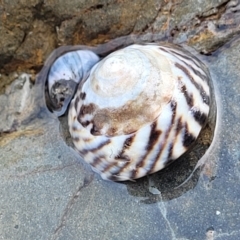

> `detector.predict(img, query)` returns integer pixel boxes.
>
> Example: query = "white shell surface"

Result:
[48,50,100,90]
[68,43,212,181]
[47,50,100,116]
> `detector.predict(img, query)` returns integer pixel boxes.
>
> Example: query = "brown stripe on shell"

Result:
[81,139,111,154]
[90,124,102,135]
[99,135,136,179]
[101,161,118,174]
[163,143,174,167]
[129,168,138,181]
[115,121,162,180]
[77,104,96,127]
[114,135,135,162]
[179,82,194,108]
[81,120,90,127]
[135,121,162,169]
[183,123,196,148]
[162,47,203,70]
[191,109,208,126]
[79,103,96,115]
[107,173,125,182]
[170,101,177,124]
[167,143,173,160]
[99,136,135,177]
[175,62,210,105]
[72,125,77,131]
[114,154,130,162]
[77,104,97,130]
[124,136,135,148]
[151,142,175,170]
[102,156,131,181]
[174,56,210,102]
[82,138,91,142]
[77,148,88,156]
[160,116,184,166]
[90,139,111,152]
[145,122,162,152]
[159,46,171,54]
[73,136,80,142]
[91,155,105,169]
[176,117,183,134]
[160,47,202,69]
[80,92,86,100]
[107,175,118,181]
[184,61,208,83]
[147,101,177,174]
[108,161,130,180]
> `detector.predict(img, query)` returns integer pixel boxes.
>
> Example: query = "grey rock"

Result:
[0,73,32,133]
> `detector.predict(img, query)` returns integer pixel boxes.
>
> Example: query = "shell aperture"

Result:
[61,43,214,181]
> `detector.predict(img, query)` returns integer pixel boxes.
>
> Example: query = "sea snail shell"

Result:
[46,43,215,181]
[46,50,100,116]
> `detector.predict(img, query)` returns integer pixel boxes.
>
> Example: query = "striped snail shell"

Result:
[46,50,100,116]
[64,43,213,181]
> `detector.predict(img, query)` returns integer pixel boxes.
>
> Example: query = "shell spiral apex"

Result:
[58,43,215,181]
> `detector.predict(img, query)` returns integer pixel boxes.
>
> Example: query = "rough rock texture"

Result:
[1,0,240,239]
[1,0,240,76]
[0,0,162,73]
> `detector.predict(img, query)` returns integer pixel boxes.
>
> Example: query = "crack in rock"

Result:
[51,175,94,240]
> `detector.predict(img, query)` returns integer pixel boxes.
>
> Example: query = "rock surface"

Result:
[1,1,240,75]
[1,0,240,239]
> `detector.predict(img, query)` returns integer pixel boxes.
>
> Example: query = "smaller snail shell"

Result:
[47,50,100,116]
[68,43,212,181]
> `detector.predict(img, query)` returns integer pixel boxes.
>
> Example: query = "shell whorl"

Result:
[47,50,100,116]
[68,43,212,181]
[77,45,176,137]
